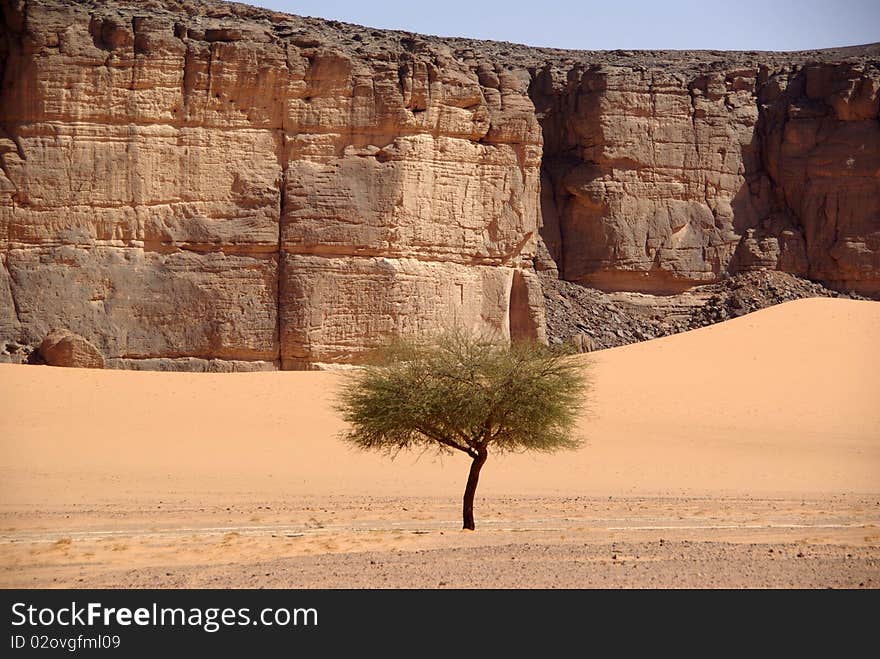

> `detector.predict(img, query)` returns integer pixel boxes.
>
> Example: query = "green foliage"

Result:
[336,331,589,460]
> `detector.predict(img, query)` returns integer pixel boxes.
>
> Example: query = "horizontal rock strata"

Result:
[0,0,877,368]
[534,54,880,295]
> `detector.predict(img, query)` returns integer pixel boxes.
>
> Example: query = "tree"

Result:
[335,331,589,530]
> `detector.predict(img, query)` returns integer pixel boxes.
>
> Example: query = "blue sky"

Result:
[249,0,880,51]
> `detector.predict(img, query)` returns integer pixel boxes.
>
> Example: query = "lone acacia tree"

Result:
[336,331,589,530]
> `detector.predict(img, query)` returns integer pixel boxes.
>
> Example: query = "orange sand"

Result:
[1,298,878,588]
[1,297,878,505]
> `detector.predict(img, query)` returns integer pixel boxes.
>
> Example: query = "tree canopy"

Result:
[336,331,589,529]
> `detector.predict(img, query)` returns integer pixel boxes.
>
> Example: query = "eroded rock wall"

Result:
[278,38,543,366]
[533,54,880,295]
[0,0,543,368]
[1,0,285,367]
[0,0,877,369]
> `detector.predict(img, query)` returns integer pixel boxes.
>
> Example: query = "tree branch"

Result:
[416,424,476,458]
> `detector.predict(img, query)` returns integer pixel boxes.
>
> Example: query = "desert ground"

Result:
[1,298,878,588]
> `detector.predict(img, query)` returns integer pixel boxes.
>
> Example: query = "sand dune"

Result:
[0,299,880,503]
[1,297,878,505]
[1,298,878,588]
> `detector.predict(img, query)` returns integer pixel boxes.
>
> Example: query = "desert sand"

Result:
[1,298,878,588]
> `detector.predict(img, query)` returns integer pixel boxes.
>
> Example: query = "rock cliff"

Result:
[534,52,880,294]
[1,0,877,368]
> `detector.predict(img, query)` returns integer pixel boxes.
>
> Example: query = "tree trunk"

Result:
[462,450,487,530]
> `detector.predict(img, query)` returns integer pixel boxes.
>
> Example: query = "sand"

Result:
[1,297,878,587]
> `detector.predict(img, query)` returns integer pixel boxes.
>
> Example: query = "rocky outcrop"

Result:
[0,0,877,369]
[533,53,880,295]
[752,62,880,294]
[0,0,544,369]
[38,328,104,368]
[542,270,867,351]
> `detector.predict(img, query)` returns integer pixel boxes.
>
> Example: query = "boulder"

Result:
[39,329,105,369]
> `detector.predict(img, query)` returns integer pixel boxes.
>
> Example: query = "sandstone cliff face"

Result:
[534,55,880,294]
[0,0,544,368]
[0,0,877,369]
